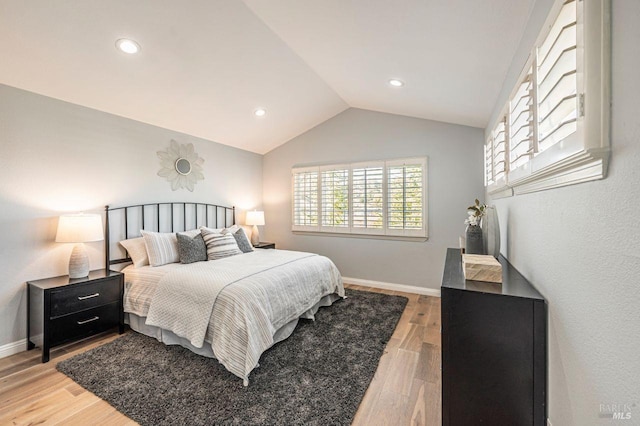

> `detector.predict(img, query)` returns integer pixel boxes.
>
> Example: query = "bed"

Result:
[105,202,344,385]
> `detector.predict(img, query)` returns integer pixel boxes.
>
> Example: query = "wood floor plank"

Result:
[382,348,419,397]
[0,286,442,425]
[25,390,98,426]
[414,342,441,384]
[0,388,75,425]
[400,324,428,352]
[60,400,124,426]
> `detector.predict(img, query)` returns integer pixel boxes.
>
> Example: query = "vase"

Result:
[465,224,484,255]
[481,206,501,259]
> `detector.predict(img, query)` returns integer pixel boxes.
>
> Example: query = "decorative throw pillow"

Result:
[176,232,207,264]
[231,228,253,253]
[119,237,149,268]
[199,226,225,235]
[141,230,180,266]
[200,228,243,260]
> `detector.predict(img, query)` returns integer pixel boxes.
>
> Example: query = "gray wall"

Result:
[0,84,263,348]
[486,1,640,424]
[263,108,484,289]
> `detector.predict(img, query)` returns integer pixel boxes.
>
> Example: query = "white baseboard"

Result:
[342,276,440,297]
[0,338,27,359]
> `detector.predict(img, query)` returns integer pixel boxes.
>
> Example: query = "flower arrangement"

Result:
[465,199,487,227]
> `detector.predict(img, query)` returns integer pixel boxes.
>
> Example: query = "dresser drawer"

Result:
[50,278,120,318]
[49,302,120,346]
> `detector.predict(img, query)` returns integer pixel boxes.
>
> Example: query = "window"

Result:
[292,168,318,231]
[485,0,610,196]
[351,162,384,233]
[292,157,427,239]
[486,112,511,196]
[320,166,349,232]
[509,65,534,171]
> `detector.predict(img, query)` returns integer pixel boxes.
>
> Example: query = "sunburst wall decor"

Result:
[157,140,205,191]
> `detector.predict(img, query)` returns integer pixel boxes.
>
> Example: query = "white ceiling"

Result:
[0,0,533,154]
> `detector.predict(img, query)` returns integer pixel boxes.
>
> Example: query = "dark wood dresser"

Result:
[27,270,124,362]
[441,248,547,425]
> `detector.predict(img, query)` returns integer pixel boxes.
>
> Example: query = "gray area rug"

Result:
[57,289,407,425]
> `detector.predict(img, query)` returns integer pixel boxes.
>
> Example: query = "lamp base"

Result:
[251,225,260,246]
[69,243,90,278]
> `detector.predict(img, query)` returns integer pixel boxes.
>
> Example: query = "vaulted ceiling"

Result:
[0,0,533,154]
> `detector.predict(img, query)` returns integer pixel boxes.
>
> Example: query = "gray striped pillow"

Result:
[200,228,243,260]
[141,230,180,266]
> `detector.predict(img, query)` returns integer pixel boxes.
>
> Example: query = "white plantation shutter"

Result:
[492,118,507,182]
[386,159,427,237]
[536,0,577,153]
[483,0,609,196]
[509,66,535,170]
[351,163,384,234]
[320,167,349,232]
[484,139,494,186]
[292,168,319,231]
[292,157,428,239]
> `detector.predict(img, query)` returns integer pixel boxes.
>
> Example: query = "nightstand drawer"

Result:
[49,302,120,346]
[50,279,120,318]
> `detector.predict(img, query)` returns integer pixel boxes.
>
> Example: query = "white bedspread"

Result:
[126,250,344,385]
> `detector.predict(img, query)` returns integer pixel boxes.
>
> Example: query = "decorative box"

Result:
[462,254,503,283]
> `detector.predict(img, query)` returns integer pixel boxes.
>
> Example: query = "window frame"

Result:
[291,157,428,240]
[485,0,610,197]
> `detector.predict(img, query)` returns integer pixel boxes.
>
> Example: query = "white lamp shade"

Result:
[245,211,265,226]
[56,214,104,243]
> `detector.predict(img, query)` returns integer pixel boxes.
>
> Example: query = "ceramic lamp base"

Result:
[69,243,90,278]
[251,225,260,246]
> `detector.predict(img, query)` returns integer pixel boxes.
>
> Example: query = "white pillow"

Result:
[119,237,149,268]
[199,225,225,234]
[200,228,243,260]
[141,230,180,266]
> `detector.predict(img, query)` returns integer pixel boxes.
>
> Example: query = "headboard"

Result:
[105,202,235,270]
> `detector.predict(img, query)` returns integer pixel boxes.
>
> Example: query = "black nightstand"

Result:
[27,270,124,362]
[254,242,275,249]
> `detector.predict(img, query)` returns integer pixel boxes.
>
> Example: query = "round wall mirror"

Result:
[175,158,192,175]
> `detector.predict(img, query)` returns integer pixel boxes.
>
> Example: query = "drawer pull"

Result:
[77,316,99,325]
[78,293,100,300]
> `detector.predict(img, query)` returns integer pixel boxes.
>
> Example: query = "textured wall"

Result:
[486,1,640,424]
[0,84,263,347]
[263,108,484,289]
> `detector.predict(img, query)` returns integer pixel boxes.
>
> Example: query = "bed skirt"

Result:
[125,292,342,361]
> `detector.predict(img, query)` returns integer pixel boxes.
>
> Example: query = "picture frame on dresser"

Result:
[27,270,124,362]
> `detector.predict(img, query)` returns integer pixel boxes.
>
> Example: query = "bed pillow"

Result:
[119,237,149,268]
[141,230,180,266]
[176,232,207,264]
[200,228,243,260]
[230,227,253,253]
[180,229,202,238]
[199,226,224,235]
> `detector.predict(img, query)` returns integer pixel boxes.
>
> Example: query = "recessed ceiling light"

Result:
[116,38,141,54]
[389,79,404,87]
[254,108,267,117]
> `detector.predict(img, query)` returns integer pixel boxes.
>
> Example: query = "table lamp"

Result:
[56,213,104,278]
[245,210,265,246]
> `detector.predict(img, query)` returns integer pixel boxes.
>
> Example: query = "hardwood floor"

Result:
[0,285,441,425]
[348,284,442,426]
